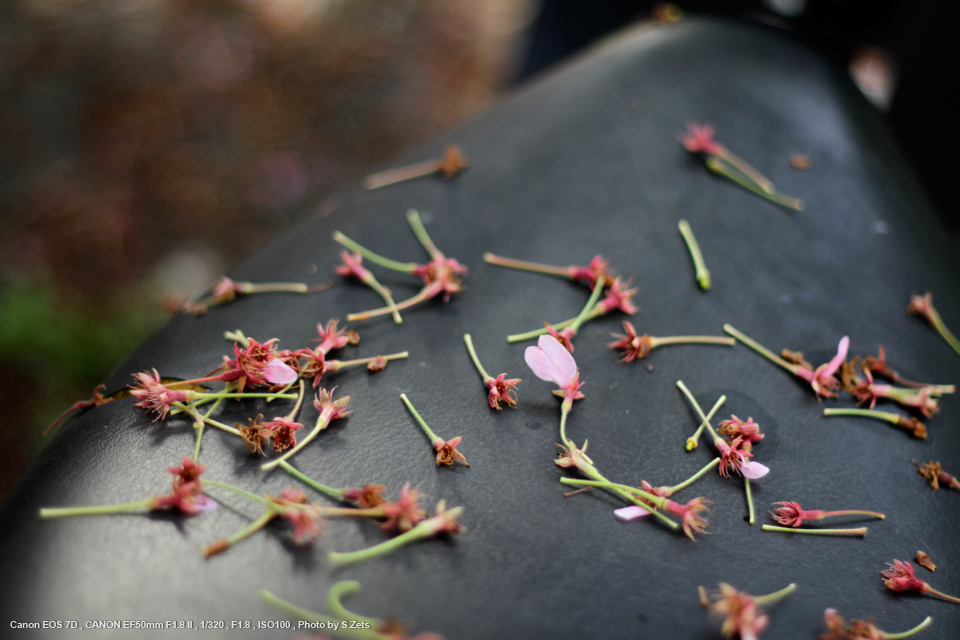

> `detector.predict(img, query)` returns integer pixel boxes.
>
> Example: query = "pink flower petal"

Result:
[823,335,850,377]
[742,461,770,479]
[538,335,577,383]
[263,359,298,385]
[524,344,556,383]
[194,496,219,514]
[614,505,652,521]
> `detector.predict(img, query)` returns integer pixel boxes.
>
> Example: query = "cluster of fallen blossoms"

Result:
[723,324,954,440]
[41,318,465,584]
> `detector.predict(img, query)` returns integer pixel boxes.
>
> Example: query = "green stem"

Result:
[400,393,439,442]
[558,478,680,530]
[218,510,276,548]
[668,458,721,493]
[261,412,333,472]
[723,323,801,375]
[332,231,418,274]
[40,498,154,518]
[483,252,573,279]
[194,396,225,460]
[328,507,464,567]
[203,480,275,508]
[332,352,409,370]
[568,277,607,334]
[506,308,603,343]
[926,306,960,358]
[174,402,242,437]
[559,400,572,447]
[277,461,347,502]
[922,586,960,605]
[752,583,797,606]
[347,283,440,321]
[224,329,251,347]
[259,590,384,640]
[327,581,381,627]
[359,273,403,324]
[716,147,775,194]
[463,334,493,382]
[405,209,443,261]
[823,408,900,424]
[706,157,804,210]
[676,385,726,451]
[745,477,755,525]
[651,335,735,348]
[239,282,310,294]
[884,617,933,640]
[761,525,867,536]
[678,219,711,290]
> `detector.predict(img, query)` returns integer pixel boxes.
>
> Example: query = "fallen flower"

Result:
[261,387,351,471]
[608,321,734,363]
[44,384,112,436]
[850,369,942,418]
[335,251,403,324]
[525,335,585,405]
[717,416,764,450]
[483,252,615,289]
[182,276,329,316]
[700,582,796,640]
[771,501,884,527]
[912,460,960,491]
[463,334,520,409]
[328,500,463,567]
[861,345,955,391]
[723,324,848,399]
[364,143,468,190]
[908,292,960,358]
[819,608,932,640]
[823,407,927,439]
[882,559,960,604]
[401,393,469,467]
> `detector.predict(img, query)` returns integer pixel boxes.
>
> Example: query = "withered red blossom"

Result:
[379,483,427,533]
[664,497,711,540]
[704,583,769,640]
[545,323,576,353]
[718,415,764,449]
[608,321,652,363]
[433,436,469,467]
[168,456,206,489]
[238,414,271,456]
[367,356,388,372]
[596,277,639,315]
[343,484,388,509]
[264,417,303,453]
[882,560,927,593]
[314,319,359,354]
[129,370,191,420]
[913,460,960,491]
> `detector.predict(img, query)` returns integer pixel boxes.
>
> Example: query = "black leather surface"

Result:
[2,17,959,639]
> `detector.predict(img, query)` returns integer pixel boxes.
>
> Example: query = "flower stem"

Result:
[328,507,464,567]
[359,273,403,324]
[193,396,225,460]
[261,412,333,471]
[203,480,275,507]
[463,334,493,382]
[723,323,801,375]
[333,352,409,369]
[923,304,960,358]
[819,510,885,520]
[327,581,381,627]
[823,407,900,424]
[40,498,154,518]
[558,477,680,530]
[239,282,311,294]
[405,209,443,261]
[761,524,867,536]
[174,402,242,437]
[332,231,418,274]
[483,252,573,279]
[400,393,439,442]
[224,329,251,347]
[884,617,933,640]
[364,159,439,190]
[276,461,347,502]
[347,283,440,321]
[923,586,960,605]
[752,583,797,606]
[745,477,755,525]
[706,156,804,210]
[678,219,711,290]
[568,277,607,334]
[506,307,604,343]
[260,590,384,640]
[559,399,572,447]
[284,380,305,420]
[206,510,275,557]
[668,458,721,493]
[716,148,775,194]
[651,335,735,349]
[674,382,726,450]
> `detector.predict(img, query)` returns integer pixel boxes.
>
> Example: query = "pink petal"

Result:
[537,335,577,384]
[524,344,557,383]
[194,496,219,514]
[263,359,298,385]
[614,505,652,521]
[742,461,770,479]
[823,335,850,377]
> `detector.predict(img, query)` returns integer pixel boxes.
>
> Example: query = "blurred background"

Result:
[1,0,955,497]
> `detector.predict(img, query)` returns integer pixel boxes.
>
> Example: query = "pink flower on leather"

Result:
[314,319,359,354]
[717,438,769,479]
[524,335,585,403]
[486,373,520,410]
[545,323,577,353]
[335,251,373,282]
[596,277,639,315]
[168,456,205,489]
[718,415,764,448]
[569,254,615,289]
[264,417,303,453]
[222,338,298,389]
[794,336,848,399]
[130,370,191,420]
[313,387,352,421]
[882,560,927,593]
[678,122,724,156]
[283,505,323,545]
[413,256,467,301]
[150,481,216,516]
[707,583,769,640]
